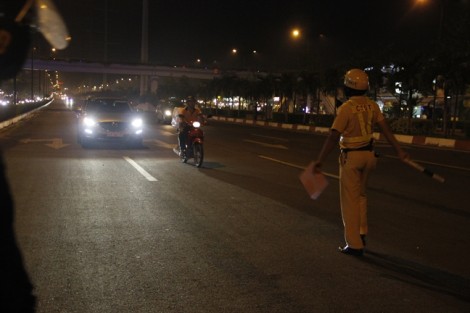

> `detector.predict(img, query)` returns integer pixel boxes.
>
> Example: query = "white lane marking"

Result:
[123,156,158,181]
[244,139,288,150]
[251,134,289,142]
[260,153,470,177]
[20,138,69,149]
[258,155,339,179]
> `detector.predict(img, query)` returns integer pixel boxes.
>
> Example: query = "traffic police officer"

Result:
[312,69,409,256]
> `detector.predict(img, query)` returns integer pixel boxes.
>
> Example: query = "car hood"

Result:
[85,112,138,122]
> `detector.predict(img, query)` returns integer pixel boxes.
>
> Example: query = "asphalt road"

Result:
[1,100,469,313]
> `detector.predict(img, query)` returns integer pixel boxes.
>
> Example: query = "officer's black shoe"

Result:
[360,234,366,246]
[339,246,364,256]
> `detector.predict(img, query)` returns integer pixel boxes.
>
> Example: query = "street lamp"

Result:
[51,47,57,60]
[228,48,260,71]
[290,28,305,70]
[415,0,445,41]
[31,46,36,100]
[291,28,301,39]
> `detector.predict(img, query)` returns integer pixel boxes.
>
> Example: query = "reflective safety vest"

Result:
[340,98,375,145]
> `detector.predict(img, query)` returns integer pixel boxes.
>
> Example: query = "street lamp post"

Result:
[290,28,302,70]
[437,0,445,42]
[31,46,35,100]
[140,0,149,97]
[289,27,320,71]
[415,0,446,42]
[231,48,240,69]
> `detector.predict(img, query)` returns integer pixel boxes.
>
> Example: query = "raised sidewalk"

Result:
[212,116,470,152]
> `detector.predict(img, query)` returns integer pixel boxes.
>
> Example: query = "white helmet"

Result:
[344,69,369,91]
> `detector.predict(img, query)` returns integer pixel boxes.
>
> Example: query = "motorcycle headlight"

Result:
[192,121,201,128]
[83,117,96,127]
[164,109,172,116]
[131,118,143,128]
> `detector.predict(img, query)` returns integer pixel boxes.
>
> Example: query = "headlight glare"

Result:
[132,118,143,128]
[83,117,96,127]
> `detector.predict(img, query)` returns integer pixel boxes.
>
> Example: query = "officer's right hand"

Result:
[398,150,410,163]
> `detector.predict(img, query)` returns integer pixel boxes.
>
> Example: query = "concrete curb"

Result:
[212,116,470,152]
[0,101,52,131]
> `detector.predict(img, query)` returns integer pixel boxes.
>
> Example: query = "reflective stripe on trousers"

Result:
[339,150,377,249]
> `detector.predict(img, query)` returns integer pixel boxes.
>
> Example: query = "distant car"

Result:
[134,102,156,112]
[77,97,144,148]
[155,102,184,124]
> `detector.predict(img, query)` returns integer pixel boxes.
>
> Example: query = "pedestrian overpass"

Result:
[25,58,222,80]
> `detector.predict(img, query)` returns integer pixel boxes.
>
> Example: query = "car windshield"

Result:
[86,99,131,113]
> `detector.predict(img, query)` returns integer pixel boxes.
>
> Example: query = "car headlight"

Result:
[164,109,172,116]
[83,117,96,127]
[131,118,143,128]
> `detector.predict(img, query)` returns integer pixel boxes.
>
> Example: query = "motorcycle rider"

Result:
[176,96,205,154]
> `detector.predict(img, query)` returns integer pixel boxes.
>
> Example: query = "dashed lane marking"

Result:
[123,156,158,181]
[244,140,288,150]
[258,155,339,179]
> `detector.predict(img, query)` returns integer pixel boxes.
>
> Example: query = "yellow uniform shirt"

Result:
[331,96,384,149]
[176,106,202,124]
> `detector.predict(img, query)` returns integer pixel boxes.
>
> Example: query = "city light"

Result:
[291,28,301,39]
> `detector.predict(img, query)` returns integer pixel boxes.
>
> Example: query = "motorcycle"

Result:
[178,121,204,167]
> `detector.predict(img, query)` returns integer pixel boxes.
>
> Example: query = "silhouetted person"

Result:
[1,1,69,311]
[1,1,37,311]
[0,154,36,312]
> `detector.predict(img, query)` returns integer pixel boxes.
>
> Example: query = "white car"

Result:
[77,97,144,148]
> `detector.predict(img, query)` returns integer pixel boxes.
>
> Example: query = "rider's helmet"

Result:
[344,68,369,91]
[186,96,197,106]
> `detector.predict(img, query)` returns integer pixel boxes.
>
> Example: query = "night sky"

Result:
[42,0,456,71]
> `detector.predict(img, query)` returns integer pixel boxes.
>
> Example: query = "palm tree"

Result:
[321,68,342,115]
[278,73,296,122]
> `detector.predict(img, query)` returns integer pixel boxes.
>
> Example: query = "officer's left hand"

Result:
[311,161,322,174]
